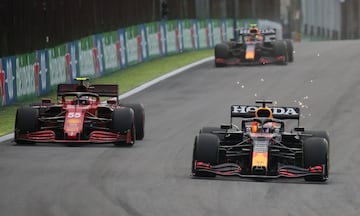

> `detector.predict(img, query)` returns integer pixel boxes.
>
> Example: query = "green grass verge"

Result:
[0,49,213,136]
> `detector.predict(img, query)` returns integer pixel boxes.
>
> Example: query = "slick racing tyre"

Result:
[285,39,294,62]
[199,127,226,140]
[112,107,135,146]
[303,137,329,182]
[302,130,330,144]
[14,107,39,145]
[121,103,145,140]
[214,43,229,67]
[192,133,219,177]
[273,41,288,65]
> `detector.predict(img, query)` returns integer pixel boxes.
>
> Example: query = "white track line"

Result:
[0,134,14,143]
[0,56,214,143]
[118,57,213,100]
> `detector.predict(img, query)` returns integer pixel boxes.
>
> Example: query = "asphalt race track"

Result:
[1,40,360,216]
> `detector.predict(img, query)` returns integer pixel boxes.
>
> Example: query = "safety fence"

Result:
[0,18,281,107]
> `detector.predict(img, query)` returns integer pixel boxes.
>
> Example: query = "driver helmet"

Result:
[74,96,89,105]
[75,78,89,92]
[76,85,87,92]
[76,81,88,92]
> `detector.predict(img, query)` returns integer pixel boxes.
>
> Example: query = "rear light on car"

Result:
[215,58,225,63]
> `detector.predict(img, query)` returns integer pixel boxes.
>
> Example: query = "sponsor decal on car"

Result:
[231,105,299,116]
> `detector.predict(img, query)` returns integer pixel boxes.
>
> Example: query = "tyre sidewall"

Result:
[121,103,145,140]
[285,39,294,62]
[112,107,135,145]
[214,43,229,67]
[199,126,226,140]
[303,137,329,181]
[192,133,219,177]
[273,41,288,64]
[15,107,39,138]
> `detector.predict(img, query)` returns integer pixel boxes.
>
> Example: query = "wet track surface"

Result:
[1,41,360,216]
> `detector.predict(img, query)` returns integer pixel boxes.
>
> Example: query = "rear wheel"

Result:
[214,43,229,67]
[303,137,329,182]
[14,107,39,145]
[121,103,145,140]
[111,108,135,146]
[303,130,329,144]
[199,126,226,140]
[273,41,288,65]
[285,39,294,62]
[192,133,219,177]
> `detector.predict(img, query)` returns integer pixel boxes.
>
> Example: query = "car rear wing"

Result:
[230,105,300,125]
[230,105,300,128]
[234,28,277,43]
[231,105,300,119]
[237,28,276,36]
[57,84,118,98]
[57,84,78,95]
[88,84,118,97]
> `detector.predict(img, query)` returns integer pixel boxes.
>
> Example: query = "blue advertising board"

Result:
[117,29,128,68]
[139,24,149,62]
[0,57,16,106]
[159,20,167,56]
[35,49,50,95]
[94,34,105,76]
[176,20,184,53]
[206,19,214,48]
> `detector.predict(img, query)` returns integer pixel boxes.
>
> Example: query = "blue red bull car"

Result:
[14,78,145,146]
[192,100,329,182]
[214,25,294,67]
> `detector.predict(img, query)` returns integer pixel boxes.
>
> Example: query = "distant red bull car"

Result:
[214,25,294,67]
[14,78,145,146]
[192,100,329,182]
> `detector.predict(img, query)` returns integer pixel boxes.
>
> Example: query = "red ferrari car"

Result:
[14,78,145,146]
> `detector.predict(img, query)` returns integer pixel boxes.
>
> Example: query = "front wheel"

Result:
[273,41,288,65]
[214,43,229,67]
[111,107,135,146]
[302,130,329,144]
[285,39,294,62]
[303,137,329,182]
[199,126,226,140]
[192,133,219,177]
[14,107,39,145]
[121,103,145,140]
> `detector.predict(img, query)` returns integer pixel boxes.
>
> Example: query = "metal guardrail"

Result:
[0,0,282,57]
[301,0,360,40]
